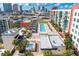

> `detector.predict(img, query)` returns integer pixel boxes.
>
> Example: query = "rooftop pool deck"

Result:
[39,22,65,49]
[27,44,33,49]
[38,23,52,34]
[26,42,36,51]
[40,23,46,33]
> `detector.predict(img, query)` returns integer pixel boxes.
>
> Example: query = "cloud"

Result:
[25,3,28,6]
[55,3,60,6]
[64,5,68,8]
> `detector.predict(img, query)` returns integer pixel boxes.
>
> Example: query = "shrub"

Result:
[43,50,53,56]
[1,50,12,56]
[24,52,33,56]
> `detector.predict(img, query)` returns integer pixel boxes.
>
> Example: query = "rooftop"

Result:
[1,28,20,36]
[49,35,65,47]
[40,34,65,49]
[40,34,52,49]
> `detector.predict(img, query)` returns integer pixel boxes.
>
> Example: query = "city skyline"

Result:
[0,3,79,11]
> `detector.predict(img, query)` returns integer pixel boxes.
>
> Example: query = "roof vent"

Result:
[61,44,63,46]
[53,40,56,44]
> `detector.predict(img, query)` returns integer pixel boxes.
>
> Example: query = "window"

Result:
[74,18,76,21]
[72,29,74,32]
[74,36,76,39]
[75,12,77,16]
[76,43,78,47]
[76,25,78,29]
[64,16,67,20]
[68,16,69,19]
[78,13,79,16]
[72,40,74,44]
[65,11,68,15]
[59,11,62,18]
[77,19,79,22]
[75,30,77,34]
[71,34,73,37]
[78,32,79,35]
[77,38,79,42]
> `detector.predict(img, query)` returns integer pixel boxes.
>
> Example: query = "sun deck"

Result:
[39,22,65,50]
[49,35,65,47]
[40,35,52,49]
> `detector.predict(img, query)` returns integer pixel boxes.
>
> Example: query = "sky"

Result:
[0,3,79,11]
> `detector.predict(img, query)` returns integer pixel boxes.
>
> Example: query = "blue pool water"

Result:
[40,23,46,32]
[27,44,33,49]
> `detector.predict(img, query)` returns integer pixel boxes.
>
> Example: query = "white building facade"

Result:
[50,9,71,32]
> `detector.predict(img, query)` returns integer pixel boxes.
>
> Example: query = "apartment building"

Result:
[0,17,9,34]
[68,5,79,50]
[13,4,18,12]
[50,9,71,32]
[50,5,79,50]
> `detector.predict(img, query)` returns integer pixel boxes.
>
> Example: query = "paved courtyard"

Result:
[25,22,65,56]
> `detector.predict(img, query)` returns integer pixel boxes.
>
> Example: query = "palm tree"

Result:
[12,40,18,46]
[22,30,32,38]
[63,49,72,56]
[1,50,12,56]
[27,32,32,38]
[24,52,33,56]
[73,48,79,56]
[43,50,53,56]
[12,22,20,28]
[64,33,72,49]
[16,40,27,53]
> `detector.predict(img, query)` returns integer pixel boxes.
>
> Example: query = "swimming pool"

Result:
[40,23,46,32]
[27,44,33,49]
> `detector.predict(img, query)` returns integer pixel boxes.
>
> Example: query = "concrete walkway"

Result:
[13,50,19,56]
[48,22,64,41]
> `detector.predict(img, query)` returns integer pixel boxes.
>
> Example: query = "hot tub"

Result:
[26,42,36,51]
